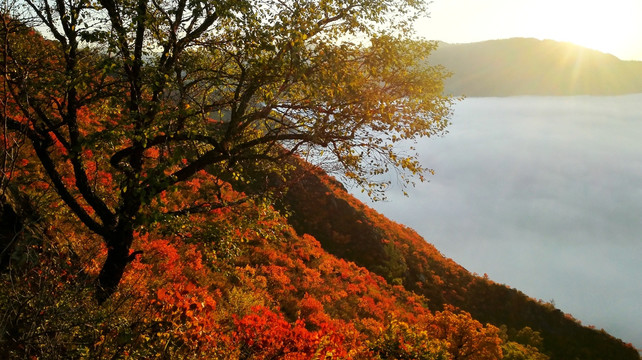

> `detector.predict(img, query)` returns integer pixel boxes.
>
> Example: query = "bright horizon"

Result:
[415,0,642,61]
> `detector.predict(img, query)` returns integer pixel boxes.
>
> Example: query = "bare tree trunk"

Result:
[0,197,21,272]
[95,225,135,304]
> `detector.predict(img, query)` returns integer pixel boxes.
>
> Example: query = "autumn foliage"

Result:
[0,0,453,304]
[273,161,640,360]
[0,99,634,359]
[0,2,638,359]
[0,171,509,359]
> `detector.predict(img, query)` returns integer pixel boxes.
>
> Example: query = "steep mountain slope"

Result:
[429,38,642,96]
[0,183,507,359]
[276,164,641,360]
[1,158,638,359]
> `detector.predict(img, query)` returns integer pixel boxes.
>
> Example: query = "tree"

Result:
[430,308,503,360]
[0,13,27,195]
[1,0,452,302]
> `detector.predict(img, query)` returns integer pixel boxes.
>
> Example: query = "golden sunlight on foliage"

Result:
[0,0,452,303]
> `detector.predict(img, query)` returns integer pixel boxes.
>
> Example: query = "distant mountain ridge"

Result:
[430,38,642,96]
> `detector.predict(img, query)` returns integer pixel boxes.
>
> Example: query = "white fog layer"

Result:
[353,94,642,350]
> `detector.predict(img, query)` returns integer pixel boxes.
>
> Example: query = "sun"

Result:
[415,0,642,61]
[531,1,641,58]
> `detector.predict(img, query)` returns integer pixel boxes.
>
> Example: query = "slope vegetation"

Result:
[1,157,639,359]
[0,181,509,359]
[277,164,641,360]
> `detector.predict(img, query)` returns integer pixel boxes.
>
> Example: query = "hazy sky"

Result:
[353,94,642,351]
[415,0,642,61]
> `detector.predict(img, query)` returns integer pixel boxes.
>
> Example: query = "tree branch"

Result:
[162,197,248,217]
[32,134,107,236]
[148,150,227,197]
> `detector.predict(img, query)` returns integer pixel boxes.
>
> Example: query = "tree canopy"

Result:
[1,0,452,301]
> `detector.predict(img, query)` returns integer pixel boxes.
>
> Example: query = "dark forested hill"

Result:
[429,38,642,96]
[275,163,641,360]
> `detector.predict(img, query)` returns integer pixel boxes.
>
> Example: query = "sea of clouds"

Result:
[353,94,642,350]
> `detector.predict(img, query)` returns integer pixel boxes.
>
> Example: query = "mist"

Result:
[353,94,642,349]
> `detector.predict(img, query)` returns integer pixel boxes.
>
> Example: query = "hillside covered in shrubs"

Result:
[0,0,639,358]
[1,161,639,359]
